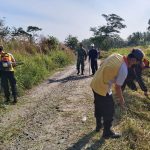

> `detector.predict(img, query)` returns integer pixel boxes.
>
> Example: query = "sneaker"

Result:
[102,130,121,139]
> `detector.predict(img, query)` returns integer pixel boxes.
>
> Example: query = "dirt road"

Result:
[0,62,101,150]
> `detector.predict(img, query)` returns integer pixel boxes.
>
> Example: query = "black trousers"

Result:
[93,91,114,133]
[1,71,17,99]
[91,59,98,75]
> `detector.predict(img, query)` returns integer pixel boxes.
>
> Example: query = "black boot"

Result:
[102,130,121,139]
[102,121,121,139]
[12,96,17,104]
[95,118,102,132]
[77,70,80,75]
[4,96,10,104]
[81,70,84,75]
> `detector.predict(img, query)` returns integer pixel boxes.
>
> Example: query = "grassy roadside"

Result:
[0,46,75,113]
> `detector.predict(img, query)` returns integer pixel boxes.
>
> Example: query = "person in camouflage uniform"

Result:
[76,43,87,75]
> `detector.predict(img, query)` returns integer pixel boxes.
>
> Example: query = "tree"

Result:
[90,13,126,50]
[81,39,92,50]
[46,36,59,50]
[127,32,144,46]
[148,19,150,31]
[0,18,10,40]
[11,27,31,41]
[39,36,59,53]
[26,26,42,42]
[64,35,78,50]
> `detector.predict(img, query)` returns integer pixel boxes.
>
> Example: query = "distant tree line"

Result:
[1,15,150,52]
[64,14,150,51]
[0,18,62,54]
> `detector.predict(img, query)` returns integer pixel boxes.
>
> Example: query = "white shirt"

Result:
[108,62,128,94]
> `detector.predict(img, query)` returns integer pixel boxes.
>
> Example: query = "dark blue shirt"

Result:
[88,49,98,61]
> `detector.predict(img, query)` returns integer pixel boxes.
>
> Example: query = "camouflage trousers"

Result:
[76,59,85,73]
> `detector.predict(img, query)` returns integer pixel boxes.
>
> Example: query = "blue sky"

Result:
[0,0,150,42]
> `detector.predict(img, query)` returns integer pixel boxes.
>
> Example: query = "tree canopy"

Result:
[90,13,126,50]
[64,35,78,50]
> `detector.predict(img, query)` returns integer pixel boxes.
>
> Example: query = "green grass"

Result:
[0,45,75,106]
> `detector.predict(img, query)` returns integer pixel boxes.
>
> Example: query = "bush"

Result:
[13,50,73,91]
[51,51,70,67]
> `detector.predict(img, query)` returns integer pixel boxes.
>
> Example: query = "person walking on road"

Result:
[0,45,18,104]
[90,48,145,139]
[88,44,98,75]
[76,43,87,75]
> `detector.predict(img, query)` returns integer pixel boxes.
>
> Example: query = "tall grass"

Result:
[0,41,75,101]
[15,51,74,92]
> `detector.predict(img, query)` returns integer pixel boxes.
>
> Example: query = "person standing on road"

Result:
[90,49,144,139]
[0,45,18,104]
[122,57,149,97]
[88,44,99,75]
[76,43,87,75]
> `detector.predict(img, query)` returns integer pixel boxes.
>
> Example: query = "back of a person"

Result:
[91,53,124,96]
[89,49,98,60]
[77,48,86,60]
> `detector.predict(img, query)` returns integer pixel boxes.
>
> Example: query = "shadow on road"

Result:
[48,75,92,84]
[86,137,105,150]
[66,130,105,150]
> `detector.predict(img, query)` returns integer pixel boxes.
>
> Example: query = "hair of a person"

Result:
[127,53,136,59]
[0,45,3,51]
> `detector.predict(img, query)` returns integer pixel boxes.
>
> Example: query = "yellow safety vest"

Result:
[90,53,124,96]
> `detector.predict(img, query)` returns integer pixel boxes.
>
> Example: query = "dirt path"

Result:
[0,62,101,150]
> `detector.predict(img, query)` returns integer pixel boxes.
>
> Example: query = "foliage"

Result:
[0,36,75,100]
[51,50,71,67]
[26,26,42,42]
[64,35,79,50]
[39,36,59,53]
[127,31,150,46]
[90,14,126,50]
[12,50,74,92]
[0,18,10,40]
[148,19,150,31]
[91,14,126,37]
